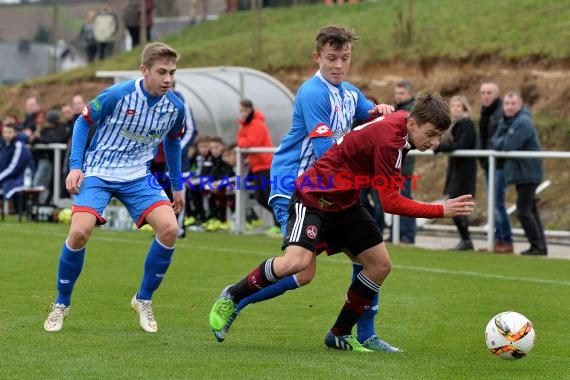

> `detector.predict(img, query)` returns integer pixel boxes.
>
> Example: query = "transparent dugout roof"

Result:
[97,66,295,145]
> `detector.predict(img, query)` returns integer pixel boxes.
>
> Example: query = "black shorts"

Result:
[282,200,383,256]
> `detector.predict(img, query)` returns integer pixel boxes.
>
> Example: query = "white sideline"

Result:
[5,225,569,287]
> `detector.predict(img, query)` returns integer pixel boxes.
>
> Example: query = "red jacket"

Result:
[236,110,274,173]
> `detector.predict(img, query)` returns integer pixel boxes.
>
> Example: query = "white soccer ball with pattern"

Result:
[485,311,535,360]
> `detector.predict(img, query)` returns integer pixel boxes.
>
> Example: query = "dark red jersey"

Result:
[295,111,444,218]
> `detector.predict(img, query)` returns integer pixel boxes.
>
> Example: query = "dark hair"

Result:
[2,123,18,131]
[224,142,238,153]
[315,25,358,53]
[240,99,253,109]
[409,92,451,132]
[396,80,415,93]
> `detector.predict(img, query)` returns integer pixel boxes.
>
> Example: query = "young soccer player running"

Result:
[210,93,475,352]
[43,42,186,333]
[214,25,398,352]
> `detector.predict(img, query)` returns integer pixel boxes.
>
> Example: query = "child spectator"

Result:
[202,137,234,231]
[185,135,211,227]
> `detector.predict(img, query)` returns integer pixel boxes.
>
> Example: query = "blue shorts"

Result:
[72,175,171,227]
[269,196,290,237]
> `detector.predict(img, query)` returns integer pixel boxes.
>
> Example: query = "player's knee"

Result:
[67,226,91,248]
[155,222,178,245]
[375,260,392,279]
[295,263,316,285]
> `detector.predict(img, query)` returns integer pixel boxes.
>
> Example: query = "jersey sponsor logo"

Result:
[318,196,334,209]
[91,97,102,111]
[120,127,156,144]
[251,275,263,289]
[309,124,333,138]
[306,225,317,239]
[81,105,93,123]
[126,109,136,115]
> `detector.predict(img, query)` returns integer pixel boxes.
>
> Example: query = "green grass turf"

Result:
[1,221,569,379]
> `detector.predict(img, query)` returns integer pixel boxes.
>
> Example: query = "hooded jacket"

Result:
[236,110,274,173]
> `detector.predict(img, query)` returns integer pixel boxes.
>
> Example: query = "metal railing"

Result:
[30,143,68,207]
[234,147,570,251]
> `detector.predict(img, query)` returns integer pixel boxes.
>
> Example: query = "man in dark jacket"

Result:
[479,82,513,253]
[492,92,547,256]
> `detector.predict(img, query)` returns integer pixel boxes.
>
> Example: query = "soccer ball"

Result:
[485,311,535,360]
[58,208,72,224]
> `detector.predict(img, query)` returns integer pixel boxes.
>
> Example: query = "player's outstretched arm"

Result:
[442,194,475,217]
[368,103,395,116]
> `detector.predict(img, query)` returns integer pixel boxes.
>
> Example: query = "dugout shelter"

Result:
[96,66,295,145]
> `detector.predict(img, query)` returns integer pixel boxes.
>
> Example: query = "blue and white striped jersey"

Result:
[71,78,185,183]
[269,71,373,202]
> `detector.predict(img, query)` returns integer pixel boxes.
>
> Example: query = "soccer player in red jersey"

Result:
[210,92,475,352]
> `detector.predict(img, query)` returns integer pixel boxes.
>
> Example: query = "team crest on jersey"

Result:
[91,98,102,111]
[309,124,333,138]
[306,225,318,239]
[126,109,136,115]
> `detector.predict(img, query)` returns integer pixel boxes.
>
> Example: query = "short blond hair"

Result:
[141,42,180,68]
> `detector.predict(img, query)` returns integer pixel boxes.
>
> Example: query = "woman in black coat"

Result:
[435,95,478,250]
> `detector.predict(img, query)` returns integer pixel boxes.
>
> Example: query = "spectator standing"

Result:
[93,1,119,60]
[20,96,42,138]
[478,82,513,253]
[124,0,154,47]
[236,99,280,234]
[79,10,98,63]
[190,0,208,24]
[434,95,478,251]
[391,79,417,244]
[492,92,547,256]
[60,104,75,137]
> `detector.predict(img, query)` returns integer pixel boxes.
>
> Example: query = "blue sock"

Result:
[352,263,380,342]
[137,238,175,300]
[236,275,300,312]
[55,241,86,306]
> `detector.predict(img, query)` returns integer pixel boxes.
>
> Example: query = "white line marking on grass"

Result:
[16,228,570,287]
[390,264,570,287]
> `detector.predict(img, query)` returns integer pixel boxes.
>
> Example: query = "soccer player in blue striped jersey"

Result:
[216,25,400,352]
[44,42,186,333]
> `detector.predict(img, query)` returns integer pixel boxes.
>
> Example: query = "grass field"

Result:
[1,220,569,379]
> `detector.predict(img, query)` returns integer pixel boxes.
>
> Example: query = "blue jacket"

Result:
[492,107,543,185]
[0,139,34,199]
